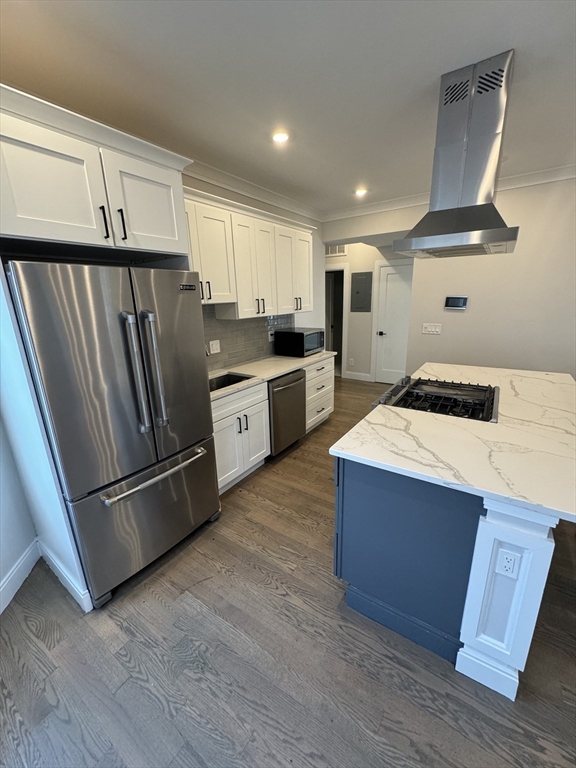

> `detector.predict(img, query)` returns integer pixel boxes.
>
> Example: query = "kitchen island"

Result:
[329,363,575,700]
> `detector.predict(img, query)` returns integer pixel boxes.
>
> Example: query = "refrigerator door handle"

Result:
[122,311,152,434]
[141,309,169,427]
[100,447,207,506]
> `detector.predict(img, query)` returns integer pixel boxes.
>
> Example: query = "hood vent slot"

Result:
[477,68,505,93]
[444,80,470,105]
[393,50,518,259]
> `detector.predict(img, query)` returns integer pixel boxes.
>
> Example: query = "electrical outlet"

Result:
[422,323,442,335]
[209,340,220,354]
[495,549,521,579]
[268,330,274,342]
[349,358,354,367]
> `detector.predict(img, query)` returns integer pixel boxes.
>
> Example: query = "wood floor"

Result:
[1,378,575,768]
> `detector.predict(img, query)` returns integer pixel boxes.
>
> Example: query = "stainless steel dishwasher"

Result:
[268,370,306,456]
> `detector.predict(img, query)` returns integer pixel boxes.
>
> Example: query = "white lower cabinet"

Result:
[304,357,335,431]
[213,387,270,491]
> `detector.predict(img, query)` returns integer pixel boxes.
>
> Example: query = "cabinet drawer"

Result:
[306,391,334,431]
[304,357,334,382]
[211,382,267,422]
[306,371,334,405]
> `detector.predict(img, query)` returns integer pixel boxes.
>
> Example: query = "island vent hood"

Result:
[393,50,519,258]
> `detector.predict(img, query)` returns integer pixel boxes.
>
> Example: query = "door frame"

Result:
[370,260,414,383]
[325,263,349,378]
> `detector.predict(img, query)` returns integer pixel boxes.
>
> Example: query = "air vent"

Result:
[443,79,470,105]
[477,68,505,94]
[325,244,347,256]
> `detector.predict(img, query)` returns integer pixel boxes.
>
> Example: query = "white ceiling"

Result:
[1,0,574,218]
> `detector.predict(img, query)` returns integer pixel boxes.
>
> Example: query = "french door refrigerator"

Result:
[8,260,219,607]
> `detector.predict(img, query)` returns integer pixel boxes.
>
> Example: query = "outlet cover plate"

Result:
[209,340,221,354]
[495,548,521,579]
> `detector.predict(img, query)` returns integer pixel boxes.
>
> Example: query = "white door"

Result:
[275,226,296,313]
[192,204,237,303]
[0,114,112,246]
[100,148,188,254]
[293,231,313,312]
[242,401,271,470]
[213,414,245,490]
[254,220,277,316]
[375,264,413,383]
[231,213,259,318]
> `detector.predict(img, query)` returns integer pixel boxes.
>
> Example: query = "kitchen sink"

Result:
[209,372,255,392]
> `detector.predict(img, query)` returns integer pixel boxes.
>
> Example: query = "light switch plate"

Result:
[422,323,442,335]
[209,340,221,354]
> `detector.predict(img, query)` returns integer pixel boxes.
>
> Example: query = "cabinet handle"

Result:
[316,366,325,372]
[317,384,325,391]
[117,208,128,240]
[237,417,242,434]
[99,205,110,239]
[199,281,204,300]
[244,414,249,431]
[261,298,266,314]
[255,299,260,314]
[298,297,302,310]
[316,407,325,414]
[294,297,298,311]
[206,281,212,300]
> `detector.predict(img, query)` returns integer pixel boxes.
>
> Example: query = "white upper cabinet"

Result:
[187,202,237,304]
[293,231,313,312]
[0,114,112,246]
[275,226,313,314]
[275,226,297,313]
[254,219,277,316]
[100,149,188,254]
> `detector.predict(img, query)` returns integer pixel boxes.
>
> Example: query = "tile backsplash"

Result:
[202,305,294,372]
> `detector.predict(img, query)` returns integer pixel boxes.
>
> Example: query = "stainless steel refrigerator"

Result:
[7,260,220,607]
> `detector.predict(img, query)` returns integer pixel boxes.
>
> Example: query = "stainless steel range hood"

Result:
[393,50,518,258]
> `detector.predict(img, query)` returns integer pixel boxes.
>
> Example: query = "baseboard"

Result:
[455,646,519,700]
[38,542,92,613]
[346,585,462,663]
[0,539,40,613]
[342,371,374,382]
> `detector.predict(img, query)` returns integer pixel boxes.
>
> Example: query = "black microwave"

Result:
[274,328,325,357]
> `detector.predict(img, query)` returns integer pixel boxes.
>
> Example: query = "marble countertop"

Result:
[209,351,336,402]
[329,363,575,521]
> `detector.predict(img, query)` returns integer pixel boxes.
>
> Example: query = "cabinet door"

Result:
[100,148,188,254]
[293,231,313,312]
[185,200,203,278]
[213,414,244,490]
[254,220,277,316]
[0,114,112,246]
[275,226,296,314]
[242,401,271,470]
[231,213,259,318]
[194,204,237,303]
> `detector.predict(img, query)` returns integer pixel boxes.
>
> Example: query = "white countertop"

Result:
[329,363,576,521]
[209,351,336,402]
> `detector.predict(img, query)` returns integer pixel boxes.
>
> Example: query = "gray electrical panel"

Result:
[351,272,372,312]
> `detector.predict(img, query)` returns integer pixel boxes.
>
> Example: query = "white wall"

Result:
[0,418,39,612]
[324,178,576,379]
[406,179,576,376]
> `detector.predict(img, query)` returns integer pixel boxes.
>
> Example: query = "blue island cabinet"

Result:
[333,457,485,662]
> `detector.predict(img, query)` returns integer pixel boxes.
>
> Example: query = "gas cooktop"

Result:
[376,376,499,422]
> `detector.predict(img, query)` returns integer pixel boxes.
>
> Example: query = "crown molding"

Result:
[319,165,576,223]
[184,160,322,223]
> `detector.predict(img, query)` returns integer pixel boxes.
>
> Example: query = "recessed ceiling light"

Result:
[272,132,289,143]
[355,188,367,197]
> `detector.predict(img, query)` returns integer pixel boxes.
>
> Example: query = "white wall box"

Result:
[0,85,191,256]
[186,201,237,304]
[212,384,270,492]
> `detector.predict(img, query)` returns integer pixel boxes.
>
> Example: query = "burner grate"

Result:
[385,378,498,422]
